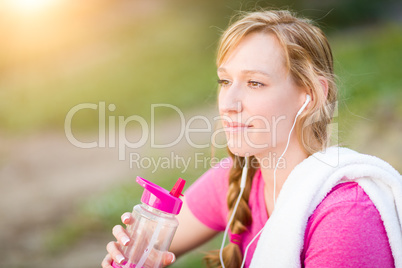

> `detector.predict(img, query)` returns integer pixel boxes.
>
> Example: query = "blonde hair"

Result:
[204,9,337,267]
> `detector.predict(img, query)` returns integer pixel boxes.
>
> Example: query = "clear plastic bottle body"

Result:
[113,203,179,268]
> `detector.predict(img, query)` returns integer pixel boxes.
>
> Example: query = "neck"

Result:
[255,140,308,201]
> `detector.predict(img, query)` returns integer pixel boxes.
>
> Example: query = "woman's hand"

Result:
[101,212,176,268]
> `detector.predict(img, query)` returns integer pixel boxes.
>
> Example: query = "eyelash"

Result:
[217,79,265,89]
[217,79,230,87]
[248,80,265,89]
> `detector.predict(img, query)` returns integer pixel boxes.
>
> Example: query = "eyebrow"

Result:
[217,67,271,78]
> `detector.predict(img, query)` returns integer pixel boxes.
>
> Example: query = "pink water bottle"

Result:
[112,176,186,268]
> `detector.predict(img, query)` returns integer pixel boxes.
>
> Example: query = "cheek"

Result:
[217,89,227,114]
[246,97,273,121]
[245,100,292,143]
[247,94,294,122]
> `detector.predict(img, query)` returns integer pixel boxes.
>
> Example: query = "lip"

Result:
[223,121,252,131]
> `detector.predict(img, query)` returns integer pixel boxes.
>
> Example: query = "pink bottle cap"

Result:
[136,177,186,215]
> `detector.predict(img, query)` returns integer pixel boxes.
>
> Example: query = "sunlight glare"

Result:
[6,0,60,14]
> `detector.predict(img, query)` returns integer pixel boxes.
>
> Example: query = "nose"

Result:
[219,84,243,115]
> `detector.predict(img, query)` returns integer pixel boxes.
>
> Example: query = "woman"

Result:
[102,9,401,267]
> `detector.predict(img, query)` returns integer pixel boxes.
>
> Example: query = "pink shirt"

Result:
[185,159,394,267]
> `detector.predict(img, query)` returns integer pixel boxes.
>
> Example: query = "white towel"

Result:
[250,147,402,268]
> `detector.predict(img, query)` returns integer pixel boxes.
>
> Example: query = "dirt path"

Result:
[0,131,132,267]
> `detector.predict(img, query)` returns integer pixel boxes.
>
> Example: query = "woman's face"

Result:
[218,32,307,158]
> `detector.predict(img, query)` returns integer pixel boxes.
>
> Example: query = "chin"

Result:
[227,145,258,158]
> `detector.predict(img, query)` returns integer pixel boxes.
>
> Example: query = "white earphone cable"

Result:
[221,95,310,268]
[240,111,300,267]
[273,112,298,206]
[240,225,264,267]
[219,157,249,268]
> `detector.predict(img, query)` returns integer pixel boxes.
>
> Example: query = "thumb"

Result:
[163,252,176,267]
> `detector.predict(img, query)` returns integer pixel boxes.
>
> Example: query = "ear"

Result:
[303,77,328,107]
[318,76,329,99]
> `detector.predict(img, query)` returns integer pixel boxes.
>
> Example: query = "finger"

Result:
[106,241,125,264]
[101,253,113,268]
[162,252,176,267]
[121,212,134,225]
[112,225,131,246]
[143,250,175,267]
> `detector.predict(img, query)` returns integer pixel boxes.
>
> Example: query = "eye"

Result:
[217,79,231,87]
[248,80,265,89]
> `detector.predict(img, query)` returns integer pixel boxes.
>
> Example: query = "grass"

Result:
[332,23,402,121]
[0,7,219,134]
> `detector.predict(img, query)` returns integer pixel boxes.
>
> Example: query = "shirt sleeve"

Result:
[302,182,395,268]
[184,158,232,231]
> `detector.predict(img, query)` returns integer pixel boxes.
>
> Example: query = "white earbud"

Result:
[296,94,311,116]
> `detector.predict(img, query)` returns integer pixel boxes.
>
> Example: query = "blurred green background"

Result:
[0,0,401,267]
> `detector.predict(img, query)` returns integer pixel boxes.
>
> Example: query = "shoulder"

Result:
[307,181,385,233]
[303,181,394,267]
[186,157,232,193]
[306,181,380,237]
[183,157,233,231]
[313,181,371,213]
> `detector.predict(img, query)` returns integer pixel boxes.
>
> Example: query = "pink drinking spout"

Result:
[170,178,185,198]
[136,177,186,215]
